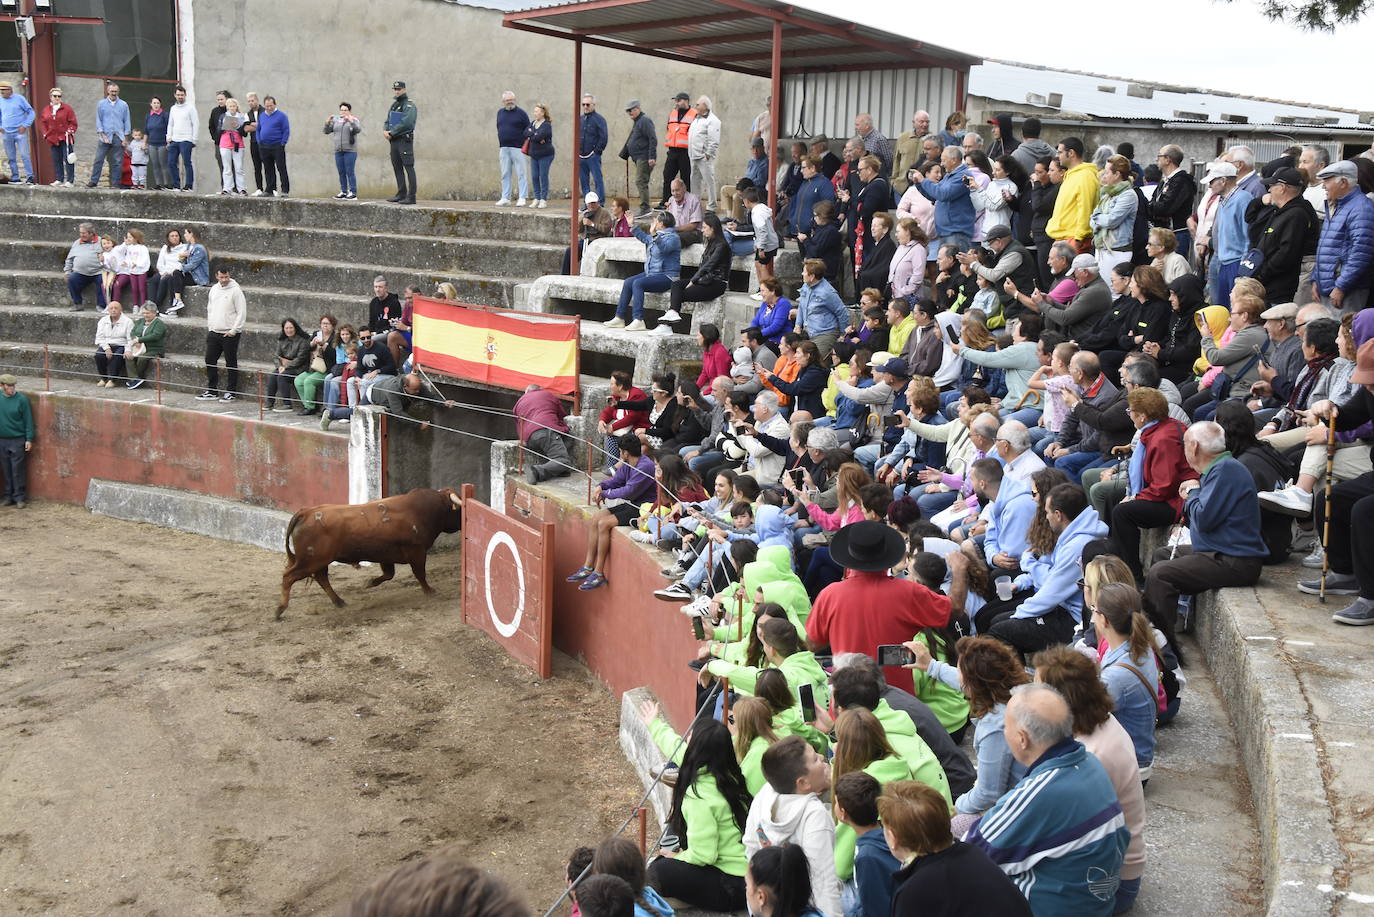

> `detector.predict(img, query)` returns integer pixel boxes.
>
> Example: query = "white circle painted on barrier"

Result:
[484,531,526,639]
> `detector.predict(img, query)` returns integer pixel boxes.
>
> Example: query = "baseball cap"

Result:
[866,351,895,368]
[0,374,16,385]
[1202,161,1238,184]
[1070,254,1098,272]
[584,191,599,204]
[624,99,641,112]
[877,357,911,378]
[1352,339,1374,385]
[673,92,691,102]
[1259,302,1298,320]
[1263,166,1305,189]
[1317,160,1358,182]
[392,80,406,90]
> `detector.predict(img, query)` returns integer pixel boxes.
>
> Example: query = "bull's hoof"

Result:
[275,607,286,621]
[331,596,347,608]
[420,585,436,596]
[366,576,387,588]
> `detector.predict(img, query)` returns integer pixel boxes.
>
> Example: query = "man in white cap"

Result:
[1200,160,1247,305]
[561,191,613,274]
[0,81,36,184]
[1040,253,1111,340]
[1312,159,1374,313]
[0,374,33,508]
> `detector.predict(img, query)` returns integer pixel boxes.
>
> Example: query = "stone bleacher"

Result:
[0,186,567,397]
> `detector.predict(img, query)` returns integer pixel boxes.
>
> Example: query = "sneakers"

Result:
[126,378,144,390]
[195,390,216,400]
[344,192,357,200]
[1332,596,1374,625]
[655,537,682,551]
[649,324,673,336]
[166,299,185,314]
[655,582,694,601]
[651,762,680,787]
[578,572,608,591]
[624,319,647,332]
[604,316,626,329]
[659,310,682,323]
[1258,484,1313,517]
[495,198,511,206]
[272,404,294,413]
[1297,572,1360,596]
[335,192,349,199]
[629,530,655,544]
[566,566,594,582]
[660,563,687,578]
[679,594,713,618]
[220,392,235,402]
[515,198,528,207]
[1301,544,1325,569]
[535,199,548,209]
[320,413,333,431]
[251,189,265,197]
[274,191,289,198]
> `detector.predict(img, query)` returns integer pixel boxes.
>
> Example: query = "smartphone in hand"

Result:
[692,616,706,641]
[798,683,816,722]
[877,644,916,667]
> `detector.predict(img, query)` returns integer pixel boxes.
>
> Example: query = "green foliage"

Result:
[1258,0,1371,29]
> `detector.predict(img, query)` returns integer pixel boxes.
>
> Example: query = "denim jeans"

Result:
[67,272,106,308]
[853,442,882,473]
[530,153,553,200]
[3,130,34,181]
[499,146,529,200]
[616,272,673,320]
[0,437,27,502]
[90,138,124,186]
[579,152,604,203]
[148,143,169,188]
[1054,449,1110,480]
[335,150,357,194]
[167,139,195,189]
[1002,406,1043,427]
[220,147,244,192]
[49,140,75,183]
[687,450,724,475]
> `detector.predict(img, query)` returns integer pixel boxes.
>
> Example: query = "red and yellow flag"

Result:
[412,297,579,396]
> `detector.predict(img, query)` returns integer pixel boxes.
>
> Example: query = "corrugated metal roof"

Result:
[971,59,1369,129]
[501,0,979,78]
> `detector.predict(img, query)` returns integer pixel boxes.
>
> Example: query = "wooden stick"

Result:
[1321,414,1337,604]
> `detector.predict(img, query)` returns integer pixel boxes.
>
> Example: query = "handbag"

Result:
[1211,340,1268,401]
[126,341,146,359]
[310,356,327,374]
[520,138,530,155]
[65,131,76,164]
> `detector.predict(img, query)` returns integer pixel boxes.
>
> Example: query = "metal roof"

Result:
[971,59,1371,130]
[501,0,980,78]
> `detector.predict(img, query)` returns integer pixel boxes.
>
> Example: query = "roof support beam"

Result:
[708,0,934,61]
[503,20,769,78]
[575,10,756,34]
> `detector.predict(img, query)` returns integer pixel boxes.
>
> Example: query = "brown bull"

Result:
[277,487,463,619]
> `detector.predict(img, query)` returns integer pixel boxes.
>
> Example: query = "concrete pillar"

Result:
[489,440,522,513]
[349,406,384,504]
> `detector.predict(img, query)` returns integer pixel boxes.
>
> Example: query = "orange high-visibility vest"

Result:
[665,108,696,149]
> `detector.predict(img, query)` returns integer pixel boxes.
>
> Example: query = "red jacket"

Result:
[1135,418,1196,516]
[697,341,731,390]
[39,102,78,146]
[806,571,951,694]
[599,386,648,433]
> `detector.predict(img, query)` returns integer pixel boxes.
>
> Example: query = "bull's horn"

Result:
[449,492,462,508]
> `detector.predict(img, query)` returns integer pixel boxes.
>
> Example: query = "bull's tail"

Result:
[284,511,304,565]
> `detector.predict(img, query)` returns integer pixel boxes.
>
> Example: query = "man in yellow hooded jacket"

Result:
[1046,136,1099,249]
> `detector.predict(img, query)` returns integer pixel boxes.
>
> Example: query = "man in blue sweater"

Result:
[88,82,130,188]
[972,458,1035,574]
[977,483,1107,654]
[967,683,1128,917]
[0,81,35,183]
[256,96,291,197]
[496,91,530,207]
[913,145,975,255]
[578,93,608,205]
[1142,420,1266,653]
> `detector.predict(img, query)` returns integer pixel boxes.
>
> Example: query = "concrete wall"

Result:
[187,0,768,200]
[26,393,348,511]
[384,377,520,505]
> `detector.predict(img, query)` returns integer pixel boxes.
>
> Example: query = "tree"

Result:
[1256,0,1371,28]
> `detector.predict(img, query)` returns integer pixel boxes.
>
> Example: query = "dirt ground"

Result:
[0,503,643,916]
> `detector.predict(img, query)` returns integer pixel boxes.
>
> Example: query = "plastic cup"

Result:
[995,576,1014,602]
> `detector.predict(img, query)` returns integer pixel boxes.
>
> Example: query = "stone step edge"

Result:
[86,478,293,553]
[1196,585,1345,916]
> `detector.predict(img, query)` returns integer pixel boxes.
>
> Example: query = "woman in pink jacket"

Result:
[696,323,732,391]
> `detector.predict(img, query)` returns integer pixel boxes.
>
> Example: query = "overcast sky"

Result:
[805,0,1373,111]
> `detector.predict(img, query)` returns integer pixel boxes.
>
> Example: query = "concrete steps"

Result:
[0,211,564,279]
[2,184,574,245]
[0,339,279,396]
[4,240,521,308]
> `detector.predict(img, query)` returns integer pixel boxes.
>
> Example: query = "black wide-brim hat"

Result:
[830,520,906,572]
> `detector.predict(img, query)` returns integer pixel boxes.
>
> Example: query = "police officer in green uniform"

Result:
[385,80,418,204]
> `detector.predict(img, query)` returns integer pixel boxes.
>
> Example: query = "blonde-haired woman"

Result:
[218,97,248,194]
[524,102,555,208]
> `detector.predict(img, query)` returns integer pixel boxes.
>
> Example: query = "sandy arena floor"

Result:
[0,503,642,916]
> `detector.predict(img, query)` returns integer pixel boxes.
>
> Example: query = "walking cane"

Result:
[1320,414,1337,603]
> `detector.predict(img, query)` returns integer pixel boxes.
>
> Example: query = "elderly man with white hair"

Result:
[1141,420,1267,656]
[1312,159,1374,313]
[1040,253,1111,340]
[734,389,790,485]
[687,96,721,213]
[966,683,1129,917]
[994,419,1045,479]
[853,112,892,177]
[892,110,931,195]
[1227,144,1263,198]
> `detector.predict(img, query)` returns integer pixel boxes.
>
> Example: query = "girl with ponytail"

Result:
[1091,582,1160,778]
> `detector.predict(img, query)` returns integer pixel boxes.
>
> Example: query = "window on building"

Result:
[55,0,178,82]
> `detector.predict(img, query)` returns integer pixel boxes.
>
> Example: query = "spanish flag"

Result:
[412,296,579,396]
